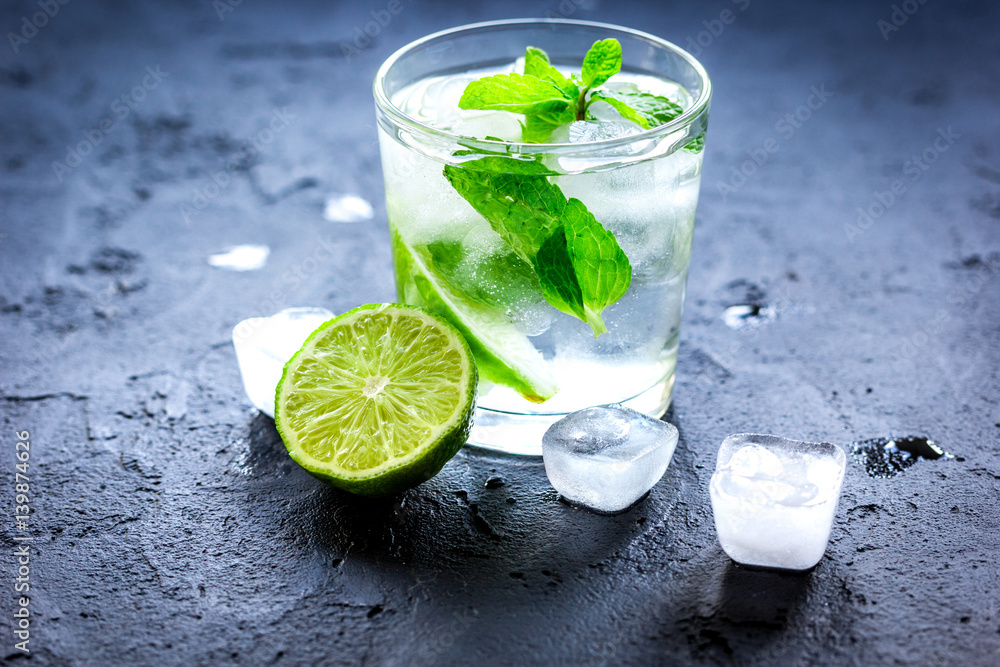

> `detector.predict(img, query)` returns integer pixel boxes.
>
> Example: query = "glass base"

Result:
[466,373,675,456]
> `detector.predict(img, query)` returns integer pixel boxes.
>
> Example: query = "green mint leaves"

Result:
[541,198,632,334]
[588,90,682,129]
[458,73,573,122]
[444,36,703,336]
[519,47,580,140]
[580,38,622,89]
[524,46,579,101]
[443,155,631,336]
[458,38,687,141]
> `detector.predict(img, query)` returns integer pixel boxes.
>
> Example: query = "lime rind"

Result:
[275,303,477,497]
[390,229,557,402]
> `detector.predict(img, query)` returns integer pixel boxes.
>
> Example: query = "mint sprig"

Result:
[443,155,631,336]
[520,47,579,139]
[444,36,705,337]
[458,38,687,141]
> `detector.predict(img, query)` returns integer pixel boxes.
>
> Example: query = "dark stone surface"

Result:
[1,0,998,664]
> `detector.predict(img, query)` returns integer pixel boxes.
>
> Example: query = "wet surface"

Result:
[1,0,999,665]
[851,436,955,478]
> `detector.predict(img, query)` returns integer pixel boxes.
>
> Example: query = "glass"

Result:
[374,19,711,455]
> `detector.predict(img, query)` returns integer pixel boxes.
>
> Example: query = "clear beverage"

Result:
[374,20,711,455]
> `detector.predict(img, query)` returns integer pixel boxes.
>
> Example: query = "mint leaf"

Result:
[518,48,578,134]
[456,51,576,142]
[442,155,632,336]
[561,198,631,335]
[459,73,573,119]
[683,132,705,153]
[443,156,563,268]
[581,38,622,89]
[535,201,634,336]
[536,227,585,321]
[588,90,683,129]
[524,46,580,101]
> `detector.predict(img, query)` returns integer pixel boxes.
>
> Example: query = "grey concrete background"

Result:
[1,0,998,664]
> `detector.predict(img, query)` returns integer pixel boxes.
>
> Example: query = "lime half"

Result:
[275,303,476,497]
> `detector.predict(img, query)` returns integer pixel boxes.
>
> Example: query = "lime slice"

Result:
[391,230,557,403]
[275,303,476,497]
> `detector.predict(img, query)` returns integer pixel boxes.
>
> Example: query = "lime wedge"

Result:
[391,230,557,403]
[275,303,476,497]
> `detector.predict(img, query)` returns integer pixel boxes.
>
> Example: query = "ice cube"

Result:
[551,120,655,174]
[606,72,694,107]
[709,434,846,571]
[542,405,679,513]
[418,74,478,124]
[323,194,373,223]
[585,100,631,123]
[232,307,334,418]
[550,120,645,145]
[208,245,270,271]
[600,81,642,96]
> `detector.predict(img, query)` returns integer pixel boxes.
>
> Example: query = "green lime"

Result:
[390,230,557,403]
[274,303,477,497]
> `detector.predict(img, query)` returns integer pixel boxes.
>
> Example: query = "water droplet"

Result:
[722,303,775,329]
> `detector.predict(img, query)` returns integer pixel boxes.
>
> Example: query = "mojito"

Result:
[374,20,710,454]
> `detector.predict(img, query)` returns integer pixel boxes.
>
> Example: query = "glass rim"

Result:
[373,18,712,154]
